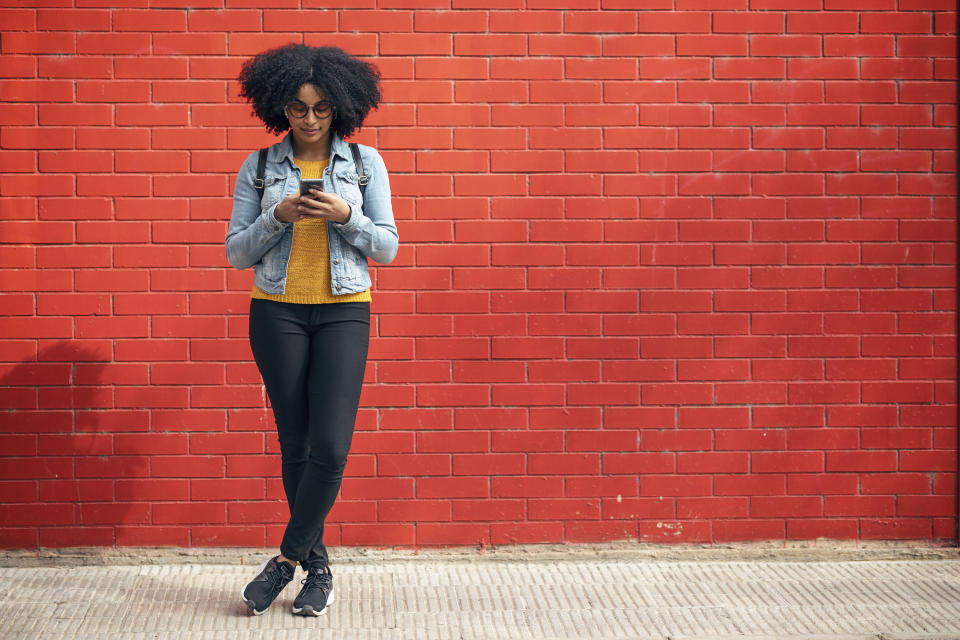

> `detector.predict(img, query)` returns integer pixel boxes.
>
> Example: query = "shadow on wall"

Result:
[0,340,146,549]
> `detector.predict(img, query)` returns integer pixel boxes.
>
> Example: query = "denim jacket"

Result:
[225,132,399,296]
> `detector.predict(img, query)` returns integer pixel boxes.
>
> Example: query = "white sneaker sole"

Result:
[292,587,335,616]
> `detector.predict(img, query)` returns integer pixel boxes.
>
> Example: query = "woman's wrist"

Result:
[273,201,295,224]
[333,203,352,225]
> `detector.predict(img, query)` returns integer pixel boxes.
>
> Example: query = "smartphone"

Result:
[299,179,324,197]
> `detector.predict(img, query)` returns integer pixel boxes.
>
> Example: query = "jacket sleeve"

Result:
[330,146,399,265]
[224,150,290,270]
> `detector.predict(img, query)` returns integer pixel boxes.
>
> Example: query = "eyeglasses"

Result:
[285,100,334,119]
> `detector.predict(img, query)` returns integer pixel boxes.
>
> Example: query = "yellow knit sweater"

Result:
[252,158,371,304]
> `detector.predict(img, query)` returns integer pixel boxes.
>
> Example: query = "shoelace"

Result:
[266,560,293,597]
[300,566,332,594]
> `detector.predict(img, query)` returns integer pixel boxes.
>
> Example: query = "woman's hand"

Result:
[273,194,304,223]
[275,190,351,225]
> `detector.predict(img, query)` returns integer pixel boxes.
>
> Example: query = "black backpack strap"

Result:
[350,142,368,199]
[254,147,268,202]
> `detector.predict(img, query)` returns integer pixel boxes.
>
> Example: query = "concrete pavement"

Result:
[1,544,959,639]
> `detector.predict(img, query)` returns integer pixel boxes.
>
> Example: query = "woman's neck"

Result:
[292,137,331,162]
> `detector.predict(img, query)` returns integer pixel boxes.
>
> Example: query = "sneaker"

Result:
[241,556,296,615]
[291,564,335,616]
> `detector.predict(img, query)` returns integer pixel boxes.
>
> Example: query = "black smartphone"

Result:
[299,179,324,196]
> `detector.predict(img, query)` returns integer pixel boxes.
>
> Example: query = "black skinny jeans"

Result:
[249,298,370,568]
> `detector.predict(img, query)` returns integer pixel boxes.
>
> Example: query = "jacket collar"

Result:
[272,131,351,166]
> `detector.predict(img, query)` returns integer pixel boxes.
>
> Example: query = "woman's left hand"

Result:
[296,189,351,224]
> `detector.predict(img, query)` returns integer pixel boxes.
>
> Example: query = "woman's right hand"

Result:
[273,194,303,223]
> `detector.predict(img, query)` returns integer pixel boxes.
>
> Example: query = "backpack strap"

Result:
[256,144,366,202]
[254,147,268,202]
[350,142,369,199]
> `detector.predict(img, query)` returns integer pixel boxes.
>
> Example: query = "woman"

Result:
[226,44,398,617]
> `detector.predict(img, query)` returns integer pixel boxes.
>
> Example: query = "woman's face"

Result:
[285,83,334,150]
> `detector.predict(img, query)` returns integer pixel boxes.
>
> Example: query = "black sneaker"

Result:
[292,564,335,616]
[241,556,296,615]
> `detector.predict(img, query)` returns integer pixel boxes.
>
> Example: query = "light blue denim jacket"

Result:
[225,132,399,296]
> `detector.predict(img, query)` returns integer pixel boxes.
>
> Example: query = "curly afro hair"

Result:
[238,44,381,139]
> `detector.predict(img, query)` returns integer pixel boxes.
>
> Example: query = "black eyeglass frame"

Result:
[284,100,335,119]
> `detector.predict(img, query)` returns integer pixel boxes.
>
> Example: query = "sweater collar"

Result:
[273,131,351,166]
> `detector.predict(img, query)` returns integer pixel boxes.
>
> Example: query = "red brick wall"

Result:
[0,4,957,550]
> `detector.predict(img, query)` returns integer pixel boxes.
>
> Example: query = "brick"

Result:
[39,526,115,548]
[414,477,487,500]
[492,383,565,406]
[340,524,414,546]
[416,57,488,80]
[898,496,954,517]
[529,498,599,520]
[77,175,150,197]
[154,502,226,525]
[0,54,35,79]
[2,126,74,151]
[0,9,35,30]
[454,128,525,149]
[637,520,711,543]
[677,497,749,519]
[382,79,453,103]
[340,9,412,31]
[380,499,452,522]
[379,360,451,383]
[379,453,450,477]
[2,33,75,55]
[454,34,526,57]
[381,33,451,55]
[262,9,336,31]
[901,450,955,472]
[752,497,822,518]
[863,517,931,540]
[417,151,486,176]
[415,10,486,32]
[114,9,187,31]
[0,151,36,176]
[0,503,75,527]
[491,57,563,80]
[416,523,490,546]
[530,127,609,149]
[715,520,786,543]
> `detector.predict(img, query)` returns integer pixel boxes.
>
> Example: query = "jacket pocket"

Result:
[261,175,288,210]
[259,236,287,281]
[335,171,363,207]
